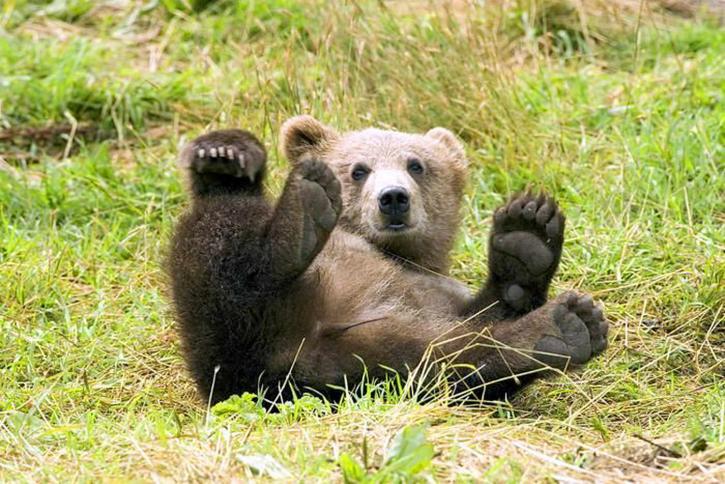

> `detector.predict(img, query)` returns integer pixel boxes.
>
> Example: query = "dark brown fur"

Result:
[168,118,608,404]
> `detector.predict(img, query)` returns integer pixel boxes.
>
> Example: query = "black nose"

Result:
[378,187,410,215]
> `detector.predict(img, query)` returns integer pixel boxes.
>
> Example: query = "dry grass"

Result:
[1,0,723,481]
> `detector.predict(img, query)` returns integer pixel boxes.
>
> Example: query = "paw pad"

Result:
[493,192,565,243]
[488,192,566,312]
[533,292,608,368]
[295,159,343,232]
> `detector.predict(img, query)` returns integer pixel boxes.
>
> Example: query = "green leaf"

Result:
[382,424,435,477]
[211,393,264,422]
[339,452,367,483]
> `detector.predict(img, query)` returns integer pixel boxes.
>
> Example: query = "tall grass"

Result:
[1,0,723,480]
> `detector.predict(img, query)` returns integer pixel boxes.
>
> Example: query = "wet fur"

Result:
[168,119,608,404]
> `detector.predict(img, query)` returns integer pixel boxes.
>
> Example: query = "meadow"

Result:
[0,0,723,481]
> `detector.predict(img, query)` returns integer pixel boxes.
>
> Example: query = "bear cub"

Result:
[168,116,608,404]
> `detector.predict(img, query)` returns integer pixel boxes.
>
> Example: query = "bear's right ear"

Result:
[425,127,466,167]
[280,115,339,164]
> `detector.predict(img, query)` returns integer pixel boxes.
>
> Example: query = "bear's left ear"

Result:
[425,127,467,167]
[281,115,340,164]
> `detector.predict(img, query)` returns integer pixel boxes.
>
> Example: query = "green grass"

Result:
[1,0,723,481]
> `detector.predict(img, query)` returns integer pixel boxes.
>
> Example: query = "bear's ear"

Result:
[281,115,339,163]
[425,127,467,167]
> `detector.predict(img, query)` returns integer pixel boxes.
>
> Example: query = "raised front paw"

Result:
[533,292,608,368]
[295,158,343,233]
[489,192,565,311]
[180,129,267,183]
[269,158,342,277]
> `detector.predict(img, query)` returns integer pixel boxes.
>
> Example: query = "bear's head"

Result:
[281,115,468,274]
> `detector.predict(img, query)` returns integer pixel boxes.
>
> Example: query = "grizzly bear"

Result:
[168,116,608,404]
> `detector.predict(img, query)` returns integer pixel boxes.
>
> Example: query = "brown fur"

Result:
[168,118,608,405]
[281,116,467,274]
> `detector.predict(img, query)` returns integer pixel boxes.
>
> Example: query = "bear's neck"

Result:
[378,231,455,276]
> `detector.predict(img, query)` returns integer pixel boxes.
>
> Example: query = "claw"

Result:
[577,294,594,312]
[507,198,524,217]
[563,291,578,307]
[545,214,562,238]
[246,160,256,182]
[592,305,603,321]
[493,207,505,224]
[523,201,537,220]
[535,201,554,225]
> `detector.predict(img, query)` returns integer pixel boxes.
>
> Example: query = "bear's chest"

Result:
[294,230,468,328]
[310,231,403,321]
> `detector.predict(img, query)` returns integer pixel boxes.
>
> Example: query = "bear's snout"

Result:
[378,186,410,224]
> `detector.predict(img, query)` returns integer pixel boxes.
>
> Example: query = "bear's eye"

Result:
[407,158,424,175]
[351,164,370,181]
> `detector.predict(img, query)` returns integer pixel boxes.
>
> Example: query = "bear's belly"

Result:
[297,230,471,329]
[265,230,473,378]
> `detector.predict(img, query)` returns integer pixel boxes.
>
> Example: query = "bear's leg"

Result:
[172,131,341,403]
[454,291,608,399]
[295,292,607,401]
[465,192,565,319]
[172,129,274,402]
[264,158,342,283]
[179,129,341,285]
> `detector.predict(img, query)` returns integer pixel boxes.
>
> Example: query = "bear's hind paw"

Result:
[533,292,608,368]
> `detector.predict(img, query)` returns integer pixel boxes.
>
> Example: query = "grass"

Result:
[1,0,723,481]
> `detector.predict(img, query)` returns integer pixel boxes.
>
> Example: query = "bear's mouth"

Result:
[371,216,416,234]
[380,214,411,232]
[382,222,411,233]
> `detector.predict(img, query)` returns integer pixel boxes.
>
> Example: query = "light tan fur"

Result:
[265,116,478,383]
[281,116,467,274]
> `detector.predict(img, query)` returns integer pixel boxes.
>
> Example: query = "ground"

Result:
[0,0,723,481]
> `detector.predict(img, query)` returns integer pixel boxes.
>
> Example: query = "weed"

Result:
[0,0,722,480]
